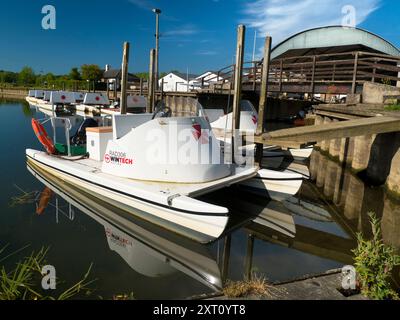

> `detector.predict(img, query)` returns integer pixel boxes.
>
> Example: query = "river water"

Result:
[1,99,398,299]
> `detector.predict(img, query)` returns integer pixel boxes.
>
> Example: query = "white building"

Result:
[158,71,223,92]
[158,72,199,92]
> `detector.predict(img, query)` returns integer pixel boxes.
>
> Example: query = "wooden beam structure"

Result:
[253,116,400,146]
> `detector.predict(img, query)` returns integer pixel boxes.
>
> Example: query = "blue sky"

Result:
[0,0,398,75]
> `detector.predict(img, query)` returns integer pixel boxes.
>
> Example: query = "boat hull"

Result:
[27,163,223,290]
[238,169,303,201]
[26,149,229,244]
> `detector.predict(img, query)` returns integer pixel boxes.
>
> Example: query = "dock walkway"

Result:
[203,269,367,300]
[253,115,400,148]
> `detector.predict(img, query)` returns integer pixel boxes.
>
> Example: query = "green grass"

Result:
[0,245,95,300]
[384,104,400,111]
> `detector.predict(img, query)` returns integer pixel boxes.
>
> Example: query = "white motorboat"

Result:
[279,161,311,180]
[216,135,303,201]
[73,92,111,115]
[73,93,146,116]
[237,168,303,202]
[27,109,259,243]
[26,90,76,113]
[208,100,314,163]
[265,145,314,162]
[26,89,45,106]
[28,162,223,290]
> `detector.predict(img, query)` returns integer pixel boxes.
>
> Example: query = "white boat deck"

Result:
[71,157,258,198]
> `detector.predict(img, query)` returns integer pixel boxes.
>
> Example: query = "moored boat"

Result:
[237,168,303,201]
[26,111,259,243]
[27,162,223,289]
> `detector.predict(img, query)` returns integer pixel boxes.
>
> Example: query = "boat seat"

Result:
[112,114,153,140]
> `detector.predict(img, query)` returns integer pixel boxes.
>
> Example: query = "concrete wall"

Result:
[387,149,400,196]
[315,114,400,196]
[0,88,28,99]
[363,82,400,104]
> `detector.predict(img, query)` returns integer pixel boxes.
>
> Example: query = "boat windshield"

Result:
[240,100,257,113]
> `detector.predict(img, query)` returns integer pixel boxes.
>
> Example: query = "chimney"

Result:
[105,64,111,71]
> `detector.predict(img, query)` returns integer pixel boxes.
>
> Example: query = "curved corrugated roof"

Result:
[271,26,400,59]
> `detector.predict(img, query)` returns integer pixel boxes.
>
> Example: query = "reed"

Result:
[0,245,95,300]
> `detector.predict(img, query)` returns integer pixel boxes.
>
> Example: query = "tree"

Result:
[18,67,36,86]
[135,72,149,80]
[42,73,56,86]
[81,64,103,82]
[0,71,17,84]
[69,67,81,80]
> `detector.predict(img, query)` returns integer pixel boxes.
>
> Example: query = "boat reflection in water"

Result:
[27,160,223,291]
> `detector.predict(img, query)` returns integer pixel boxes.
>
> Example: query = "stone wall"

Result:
[315,114,400,197]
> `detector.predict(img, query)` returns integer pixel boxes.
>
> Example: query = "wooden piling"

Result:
[310,55,316,98]
[139,78,143,96]
[106,79,110,99]
[351,52,359,94]
[221,235,231,284]
[160,78,165,102]
[114,80,117,100]
[252,62,257,91]
[148,49,156,113]
[244,234,255,280]
[232,25,246,163]
[255,36,272,165]
[120,42,130,115]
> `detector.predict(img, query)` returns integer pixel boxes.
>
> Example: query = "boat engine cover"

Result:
[101,117,231,183]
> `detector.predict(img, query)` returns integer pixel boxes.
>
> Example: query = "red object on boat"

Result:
[192,124,202,140]
[294,118,306,127]
[31,119,56,154]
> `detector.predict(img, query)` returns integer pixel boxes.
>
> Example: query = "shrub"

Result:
[352,213,400,300]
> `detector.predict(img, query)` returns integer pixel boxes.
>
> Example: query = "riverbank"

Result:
[197,269,367,300]
[0,88,28,99]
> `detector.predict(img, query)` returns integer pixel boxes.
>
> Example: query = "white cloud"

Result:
[242,0,381,46]
[196,50,218,56]
[163,24,199,37]
[128,0,153,10]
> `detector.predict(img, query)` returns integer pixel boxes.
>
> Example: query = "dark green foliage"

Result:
[352,213,400,300]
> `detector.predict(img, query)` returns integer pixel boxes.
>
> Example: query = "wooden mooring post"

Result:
[244,234,255,280]
[221,235,231,284]
[147,49,156,113]
[255,36,272,165]
[232,24,245,163]
[139,78,143,96]
[120,42,130,115]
